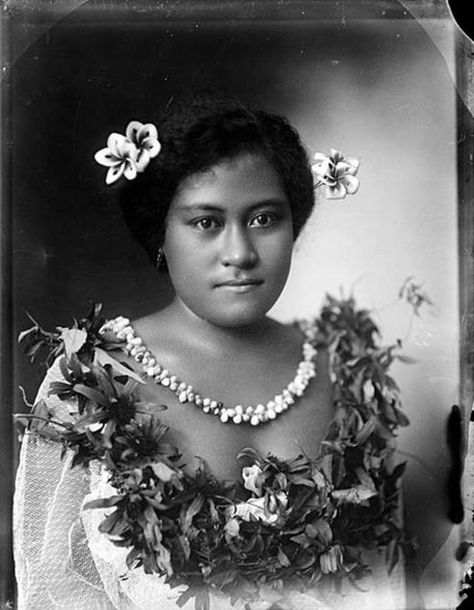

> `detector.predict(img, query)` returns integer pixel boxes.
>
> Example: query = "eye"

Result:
[249,212,276,228]
[192,217,221,231]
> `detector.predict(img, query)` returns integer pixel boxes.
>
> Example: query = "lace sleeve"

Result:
[13,359,117,610]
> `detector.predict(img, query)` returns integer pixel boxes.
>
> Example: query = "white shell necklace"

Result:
[101,316,318,426]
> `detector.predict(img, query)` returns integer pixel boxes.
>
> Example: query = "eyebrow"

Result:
[176,199,288,213]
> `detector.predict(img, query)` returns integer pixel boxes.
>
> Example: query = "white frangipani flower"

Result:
[311,149,360,199]
[94,121,161,185]
[126,121,161,168]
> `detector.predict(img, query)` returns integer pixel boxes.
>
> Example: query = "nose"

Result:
[220,225,258,269]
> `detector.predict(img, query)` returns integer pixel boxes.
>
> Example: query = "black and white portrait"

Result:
[1,1,473,609]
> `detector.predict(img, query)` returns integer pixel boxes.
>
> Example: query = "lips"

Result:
[215,278,263,288]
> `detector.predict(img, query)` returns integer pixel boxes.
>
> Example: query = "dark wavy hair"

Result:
[117,91,315,266]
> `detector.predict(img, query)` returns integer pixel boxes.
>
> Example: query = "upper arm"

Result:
[13,359,115,609]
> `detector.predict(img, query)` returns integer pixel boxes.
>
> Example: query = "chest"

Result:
[132,348,334,481]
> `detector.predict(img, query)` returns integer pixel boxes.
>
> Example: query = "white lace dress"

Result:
[14,360,406,610]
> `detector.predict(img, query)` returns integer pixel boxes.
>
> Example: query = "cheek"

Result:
[261,232,294,275]
[164,234,211,296]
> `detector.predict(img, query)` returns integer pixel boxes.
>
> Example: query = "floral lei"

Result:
[18,296,410,610]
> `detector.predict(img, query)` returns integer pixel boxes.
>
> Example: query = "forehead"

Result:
[171,153,287,211]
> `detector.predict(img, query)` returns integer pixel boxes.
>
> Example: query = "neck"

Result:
[165,297,276,353]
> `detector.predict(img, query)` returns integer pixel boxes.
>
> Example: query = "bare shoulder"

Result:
[131,307,179,355]
[271,316,328,357]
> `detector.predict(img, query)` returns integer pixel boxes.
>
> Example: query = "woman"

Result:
[14,92,406,609]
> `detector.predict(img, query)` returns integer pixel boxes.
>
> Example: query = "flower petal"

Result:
[94,147,121,167]
[313,152,326,162]
[123,158,137,181]
[335,161,359,178]
[137,123,158,144]
[88,422,104,432]
[126,121,144,145]
[135,148,150,172]
[224,517,240,538]
[106,163,125,185]
[311,158,333,180]
[242,464,263,495]
[116,139,138,160]
[339,174,360,195]
[344,156,360,172]
[326,182,347,199]
[141,136,161,158]
[151,461,175,482]
[107,133,128,157]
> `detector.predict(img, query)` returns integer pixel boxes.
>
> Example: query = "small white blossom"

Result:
[242,464,264,496]
[319,544,344,574]
[224,517,240,538]
[363,380,375,401]
[94,121,161,185]
[312,149,360,199]
[88,421,104,432]
[60,327,88,358]
[151,461,176,482]
[229,492,288,526]
[126,121,161,167]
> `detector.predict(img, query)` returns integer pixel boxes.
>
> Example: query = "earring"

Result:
[156,247,165,269]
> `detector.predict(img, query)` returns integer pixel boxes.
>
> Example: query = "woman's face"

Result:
[163,153,294,328]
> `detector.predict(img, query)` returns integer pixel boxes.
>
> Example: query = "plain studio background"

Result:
[3,1,465,607]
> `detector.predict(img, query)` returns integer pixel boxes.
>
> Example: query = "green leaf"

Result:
[48,381,73,395]
[290,533,309,547]
[146,497,169,511]
[126,546,141,570]
[386,540,401,574]
[332,485,377,505]
[236,447,261,463]
[392,406,410,427]
[25,342,43,361]
[384,375,400,392]
[389,462,407,480]
[295,552,316,571]
[181,495,204,533]
[396,354,418,364]
[354,416,376,445]
[277,548,291,567]
[355,467,376,490]
[290,476,315,487]
[178,534,191,561]
[18,327,39,343]
[94,348,145,384]
[58,357,73,383]
[72,384,110,406]
[306,518,333,545]
[176,587,196,608]
[84,496,123,510]
[98,509,124,535]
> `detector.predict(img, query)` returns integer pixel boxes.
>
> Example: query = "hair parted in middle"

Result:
[117,90,315,267]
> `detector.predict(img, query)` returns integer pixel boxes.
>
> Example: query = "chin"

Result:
[204,302,276,328]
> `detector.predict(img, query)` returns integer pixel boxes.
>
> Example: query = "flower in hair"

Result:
[312,149,360,199]
[94,121,161,185]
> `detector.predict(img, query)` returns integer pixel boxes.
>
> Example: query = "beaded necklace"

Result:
[101,316,318,426]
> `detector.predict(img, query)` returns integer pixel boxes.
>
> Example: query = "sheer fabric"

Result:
[14,358,406,609]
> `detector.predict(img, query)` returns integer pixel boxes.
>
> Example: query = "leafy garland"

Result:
[17,296,410,610]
